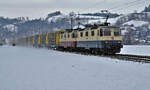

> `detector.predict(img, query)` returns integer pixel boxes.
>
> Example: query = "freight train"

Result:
[16,24,123,55]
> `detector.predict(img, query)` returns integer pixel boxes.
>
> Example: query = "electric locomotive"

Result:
[58,24,123,54]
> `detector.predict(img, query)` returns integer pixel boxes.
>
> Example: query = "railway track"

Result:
[58,49,150,63]
[109,54,150,63]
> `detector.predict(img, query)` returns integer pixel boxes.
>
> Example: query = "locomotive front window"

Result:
[103,29,111,36]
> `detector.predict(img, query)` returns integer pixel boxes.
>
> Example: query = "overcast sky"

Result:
[0,0,149,19]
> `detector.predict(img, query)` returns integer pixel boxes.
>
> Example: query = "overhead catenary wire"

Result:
[108,0,150,13]
[108,0,145,10]
[80,0,149,14]
[75,0,149,26]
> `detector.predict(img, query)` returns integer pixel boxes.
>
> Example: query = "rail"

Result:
[110,54,150,63]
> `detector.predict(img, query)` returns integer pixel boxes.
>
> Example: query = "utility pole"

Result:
[77,13,80,29]
[71,17,73,30]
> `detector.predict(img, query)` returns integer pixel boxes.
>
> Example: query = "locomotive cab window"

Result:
[97,30,99,35]
[61,34,63,39]
[91,31,94,36]
[72,33,76,38]
[85,31,88,37]
[76,33,78,38]
[114,29,121,36]
[103,29,111,36]
[100,29,103,36]
[80,32,83,37]
[64,34,66,38]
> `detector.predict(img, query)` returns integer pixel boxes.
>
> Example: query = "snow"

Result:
[148,25,150,29]
[123,20,149,27]
[79,15,119,25]
[121,30,127,35]
[130,27,136,30]
[88,19,101,24]
[3,24,18,32]
[108,17,119,24]
[79,15,103,19]
[0,46,150,90]
[89,17,119,25]
[47,13,118,25]
[83,17,119,25]
[48,14,68,22]
[120,45,150,56]
[73,25,85,29]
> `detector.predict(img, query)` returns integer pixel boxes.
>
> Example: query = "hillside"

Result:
[116,12,150,44]
[0,17,51,40]
[0,11,119,40]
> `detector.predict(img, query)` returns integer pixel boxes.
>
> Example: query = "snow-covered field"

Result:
[123,20,149,27]
[0,46,150,90]
[120,45,150,56]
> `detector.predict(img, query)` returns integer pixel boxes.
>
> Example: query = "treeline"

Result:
[80,12,120,18]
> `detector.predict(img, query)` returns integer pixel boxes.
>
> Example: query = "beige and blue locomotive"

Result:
[59,25,123,54]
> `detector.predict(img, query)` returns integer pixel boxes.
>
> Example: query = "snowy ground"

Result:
[120,45,150,56]
[0,46,150,90]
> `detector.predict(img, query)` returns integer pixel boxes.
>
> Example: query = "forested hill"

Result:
[80,12,120,18]
[1,4,150,45]
[142,5,150,12]
[0,11,120,39]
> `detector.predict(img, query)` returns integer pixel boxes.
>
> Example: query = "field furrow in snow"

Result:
[120,45,150,56]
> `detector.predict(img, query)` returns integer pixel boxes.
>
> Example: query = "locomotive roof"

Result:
[64,25,119,33]
[99,26,120,28]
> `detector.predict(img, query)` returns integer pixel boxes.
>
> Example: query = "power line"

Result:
[81,0,149,13]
